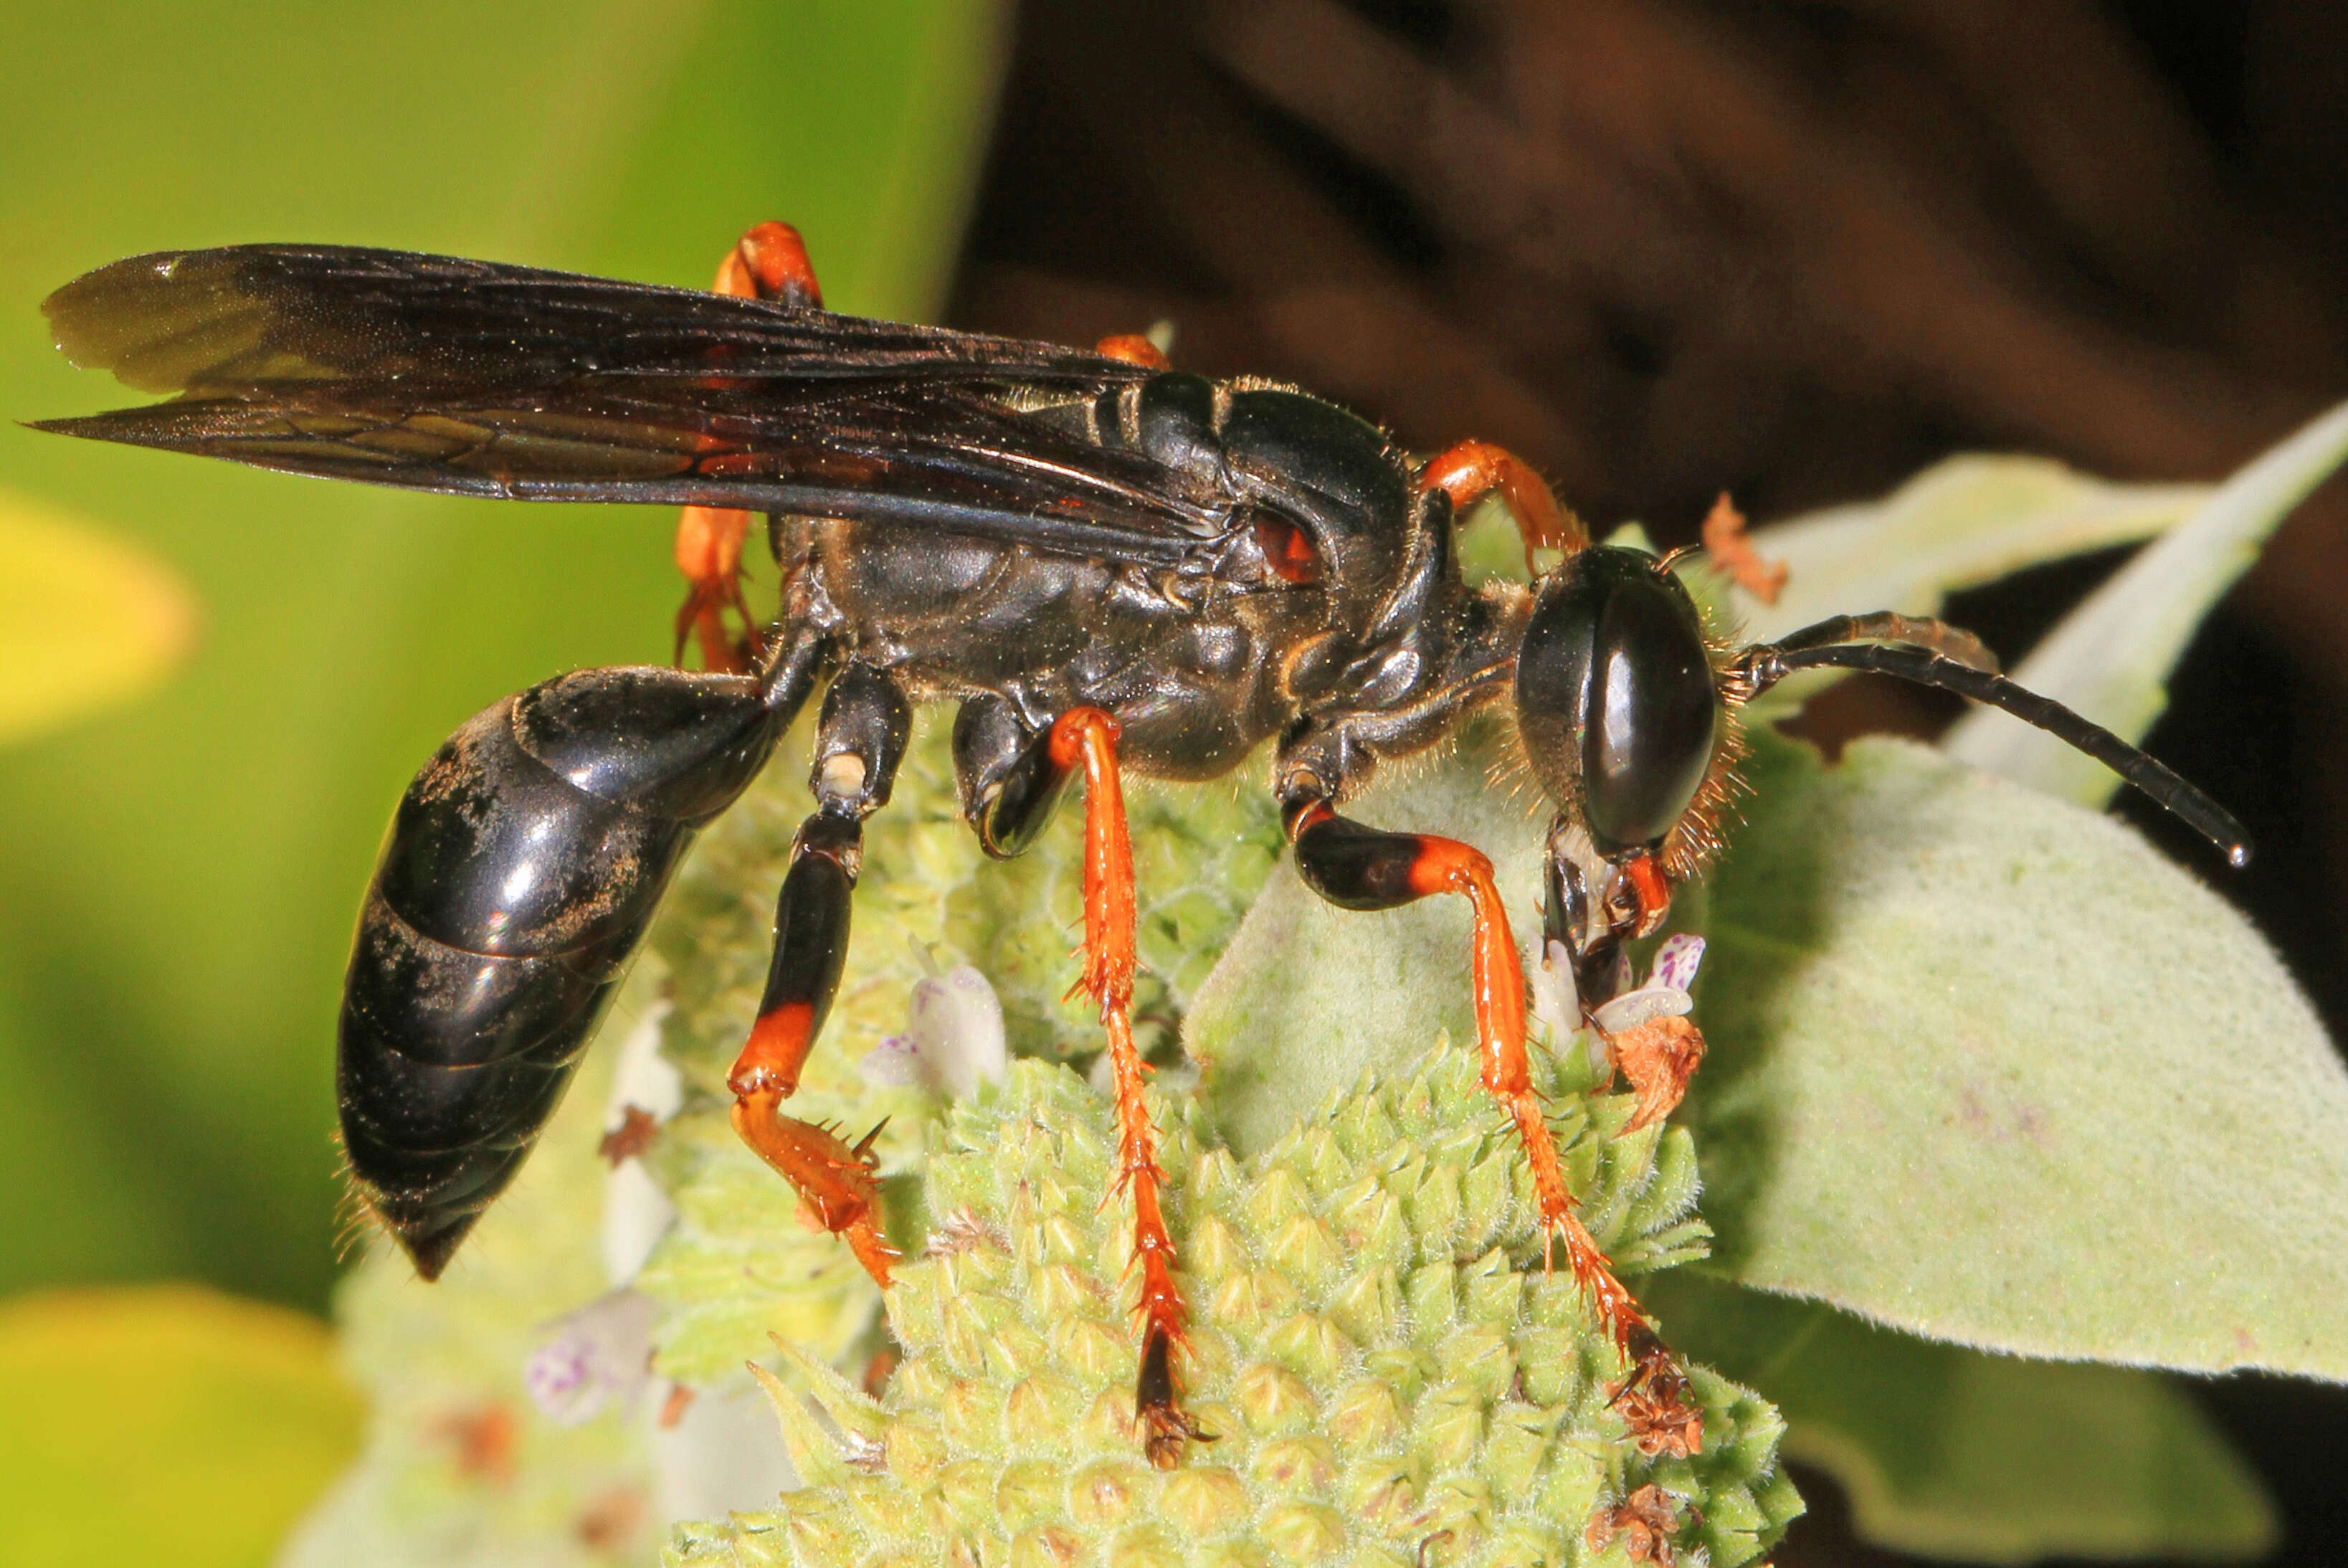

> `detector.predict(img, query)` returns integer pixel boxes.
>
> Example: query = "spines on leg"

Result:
[1047,707,1204,1468]
[1286,797,1702,1456]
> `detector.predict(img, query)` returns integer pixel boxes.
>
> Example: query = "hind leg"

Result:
[728,660,911,1285]
[673,222,824,672]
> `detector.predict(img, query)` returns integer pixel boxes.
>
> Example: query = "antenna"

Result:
[1733,624,2250,868]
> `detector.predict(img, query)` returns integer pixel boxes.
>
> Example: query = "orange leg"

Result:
[1094,333,1171,369]
[1287,802,1701,1458]
[728,1104,898,1286]
[672,503,759,672]
[725,811,900,1284]
[716,220,823,309]
[672,222,824,672]
[1047,708,1203,1468]
[1416,439,1586,574]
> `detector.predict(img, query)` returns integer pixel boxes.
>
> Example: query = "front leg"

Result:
[1280,790,1701,1459]
[728,660,909,1286]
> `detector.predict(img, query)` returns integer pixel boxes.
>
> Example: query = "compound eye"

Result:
[1581,574,1720,853]
[1252,514,1321,584]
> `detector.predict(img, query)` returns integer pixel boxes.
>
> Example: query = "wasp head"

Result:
[1513,545,1731,1006]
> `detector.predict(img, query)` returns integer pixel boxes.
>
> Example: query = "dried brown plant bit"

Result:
[923,1206,1008,1258]
[1584,1483,1699,1565]
[434,1402,518,1484]
[1610,1330,1705,1460]
[657,1382,697,1430]
[574,1487,645,1552]
[598,1103,660,1167]
[860,1347,900,1398]
[1701,493,1789,605]
[1612,1015,1707,1131]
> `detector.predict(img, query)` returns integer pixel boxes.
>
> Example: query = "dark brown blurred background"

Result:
[944,3,2348,1562]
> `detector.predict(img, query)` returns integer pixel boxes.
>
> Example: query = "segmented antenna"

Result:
[1768,611,1999,673]
[1734,630,2251,868]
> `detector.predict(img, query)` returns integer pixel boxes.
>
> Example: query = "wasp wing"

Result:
[34,245,1225,566]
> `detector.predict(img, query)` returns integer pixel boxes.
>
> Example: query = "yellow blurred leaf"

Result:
[0,1283,363,1568]
[0,490,195,746]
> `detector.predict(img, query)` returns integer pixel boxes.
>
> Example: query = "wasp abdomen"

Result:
[340,667,784,1278]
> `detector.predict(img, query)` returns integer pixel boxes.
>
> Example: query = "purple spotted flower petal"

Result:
[523,1288,657,1427]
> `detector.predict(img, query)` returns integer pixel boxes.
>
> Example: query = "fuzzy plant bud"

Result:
[667,1053,1797,1568]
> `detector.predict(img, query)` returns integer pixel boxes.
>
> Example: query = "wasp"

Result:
[37,223,2248,1467]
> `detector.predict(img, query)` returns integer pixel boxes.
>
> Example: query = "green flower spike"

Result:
[667,1052,1799,1568]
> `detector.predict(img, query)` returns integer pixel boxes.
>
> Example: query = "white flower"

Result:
[1593,933,1705,1033]
[857,943,1007,1098]
[1531,932,1707,1065]
[523,1288,657,1427]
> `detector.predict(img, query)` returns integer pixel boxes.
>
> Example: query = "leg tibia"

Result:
[1047,708,1199,1466]
[1415,439,1584,570]
[729,813,860,1100]
[726,660,905,1099]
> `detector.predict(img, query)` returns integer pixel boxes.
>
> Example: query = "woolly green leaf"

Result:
[0,1285,361,1568]
[1695,729,2348,1374]
[1187,732,1549,1161]
[1943,399,2348,804]
[1643,1275,2276,1564]
[1724,457,2206,718]
[1190,726,2348,1376]
[1733,456,2205,643]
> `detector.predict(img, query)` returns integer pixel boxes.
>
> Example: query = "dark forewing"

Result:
[34,245,1222,565]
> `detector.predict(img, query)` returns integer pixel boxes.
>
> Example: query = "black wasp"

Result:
[37,223,2248,1467]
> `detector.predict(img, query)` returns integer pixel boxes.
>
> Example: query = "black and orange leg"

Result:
[1285,797,1701,1458]
[1040,707,1202,1468]
[674,222,827,673]
[1415,439,1586,574]
[727,662,911,1286]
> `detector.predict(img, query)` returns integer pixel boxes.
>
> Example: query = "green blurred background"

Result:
[0,0,1007,1313]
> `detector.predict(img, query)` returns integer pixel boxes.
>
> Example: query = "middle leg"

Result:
[1049,708,1204,1469]
[955,698,1202,1466]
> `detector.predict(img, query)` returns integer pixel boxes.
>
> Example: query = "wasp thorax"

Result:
[1515,546,1722,855]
